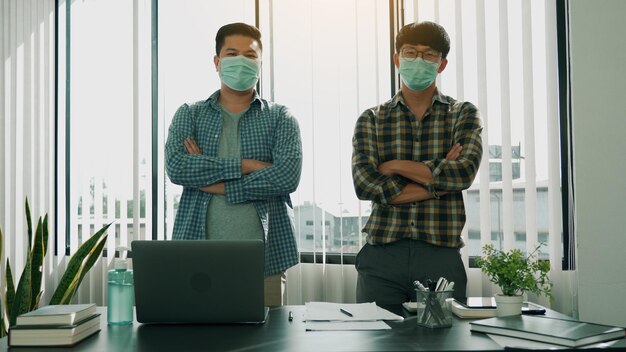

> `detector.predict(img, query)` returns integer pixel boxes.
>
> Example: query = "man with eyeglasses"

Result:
[165,22,303,307]
[352,21,483,303]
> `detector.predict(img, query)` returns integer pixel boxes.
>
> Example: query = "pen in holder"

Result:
[415,289,454,328]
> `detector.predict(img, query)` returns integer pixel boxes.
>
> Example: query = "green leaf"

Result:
[10,252,32,327]
[30,216,48,311]
[49,223,111,305]
[25,198,33,250]
[0,300,4,338]
[0,228,3,312]
[5,260,15,325]
[477,243,553,300]
[57,232,108,305]
[0,227,4,337]
[73,231,108,301]
[32,291,43,311]
[0,225,3,269]
[42,214,49,257]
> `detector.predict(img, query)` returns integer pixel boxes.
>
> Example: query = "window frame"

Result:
[54,0,573,271]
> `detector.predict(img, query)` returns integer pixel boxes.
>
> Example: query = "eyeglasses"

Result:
[400,48,441,63]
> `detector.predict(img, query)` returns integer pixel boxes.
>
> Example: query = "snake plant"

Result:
[0,198,110,336]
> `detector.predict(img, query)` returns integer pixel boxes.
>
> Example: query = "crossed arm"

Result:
[166,103,302,203]
[381,144,462,205]
[183,137,271,195]
[352,103,482,206]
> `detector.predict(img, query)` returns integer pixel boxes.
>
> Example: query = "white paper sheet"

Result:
[305,320,391,331]
[303,302,402,331]
[304,302,403,322]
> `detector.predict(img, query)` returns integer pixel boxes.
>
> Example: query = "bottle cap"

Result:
[115,246,129,270]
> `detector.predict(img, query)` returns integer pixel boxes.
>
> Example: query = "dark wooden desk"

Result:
[1,305,624,351]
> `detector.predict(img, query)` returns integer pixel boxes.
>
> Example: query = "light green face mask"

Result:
[399,57,440,91]
[219,55,260,91]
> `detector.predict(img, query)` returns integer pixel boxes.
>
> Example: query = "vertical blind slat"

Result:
[544,0,563,268]
[0,0,7,247]
[56,0,68,266]
[132,0,140,248]
[454,0,464,101]
[476,0,492,256]
[23,0,32,215]
[32,0,40,214]
[14,0,25,269]
[1,0,9,278]
[522,0,539,253]
[497,0,515,251]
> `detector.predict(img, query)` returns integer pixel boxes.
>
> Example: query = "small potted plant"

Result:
[475,243,553,317]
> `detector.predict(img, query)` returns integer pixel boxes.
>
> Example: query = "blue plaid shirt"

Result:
[165,90,303,276]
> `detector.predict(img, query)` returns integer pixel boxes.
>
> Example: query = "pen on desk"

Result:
[288,311,293,321]
[339,308,353,317]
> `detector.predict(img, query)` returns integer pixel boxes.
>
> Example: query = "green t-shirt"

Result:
[205,105,263,240]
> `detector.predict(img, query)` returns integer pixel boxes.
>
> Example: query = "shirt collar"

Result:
[390,88,451,109]
[206,89,262,110]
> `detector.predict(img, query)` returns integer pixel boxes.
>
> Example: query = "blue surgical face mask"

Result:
[219,55,260,91]
[398,57,440,91]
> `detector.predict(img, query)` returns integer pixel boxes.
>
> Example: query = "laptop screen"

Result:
[131,239,267,324]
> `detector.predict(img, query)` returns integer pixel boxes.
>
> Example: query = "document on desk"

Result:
[304,302,403,331]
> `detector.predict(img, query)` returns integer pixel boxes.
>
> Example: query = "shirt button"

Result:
[411,221,416,227]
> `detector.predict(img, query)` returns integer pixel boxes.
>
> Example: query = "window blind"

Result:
[0,0,57,303]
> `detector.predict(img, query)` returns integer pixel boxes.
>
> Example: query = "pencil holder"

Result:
[415,289,453,328]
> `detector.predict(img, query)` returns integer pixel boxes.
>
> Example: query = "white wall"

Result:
[569,0,626,326]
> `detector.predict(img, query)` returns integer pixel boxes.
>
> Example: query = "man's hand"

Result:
[446,143,462,161]
[182,138,224,194]
[200,182,225,195]
[385,143,463,204]
[242,159,272,175]
[184,137,202,155]
[183,137,271,175]
[389,183,430,204]
[378,143,463,177]
[377,160,399,176]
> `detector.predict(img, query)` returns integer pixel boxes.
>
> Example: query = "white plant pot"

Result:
[494,294,523,317]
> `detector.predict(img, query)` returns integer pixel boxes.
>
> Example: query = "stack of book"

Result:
[470,315,626,348]
[448,297,547,318]
[8,303,101,347]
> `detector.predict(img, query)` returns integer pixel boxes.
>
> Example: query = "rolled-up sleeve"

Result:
[352,109,408,205]
[424,102,483,191]
[165,104,242,187]
[225,106,303,204]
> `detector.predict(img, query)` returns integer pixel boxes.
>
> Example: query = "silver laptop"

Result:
[131,239,269,324]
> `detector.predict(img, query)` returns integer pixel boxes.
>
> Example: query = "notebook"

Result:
[470,315,626,347]
[131,239,269,324]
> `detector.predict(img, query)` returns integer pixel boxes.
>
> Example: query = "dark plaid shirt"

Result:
[352,90,482,248]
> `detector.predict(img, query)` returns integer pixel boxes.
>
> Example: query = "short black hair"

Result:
[215,22,263,55]
[395,21,450,59]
